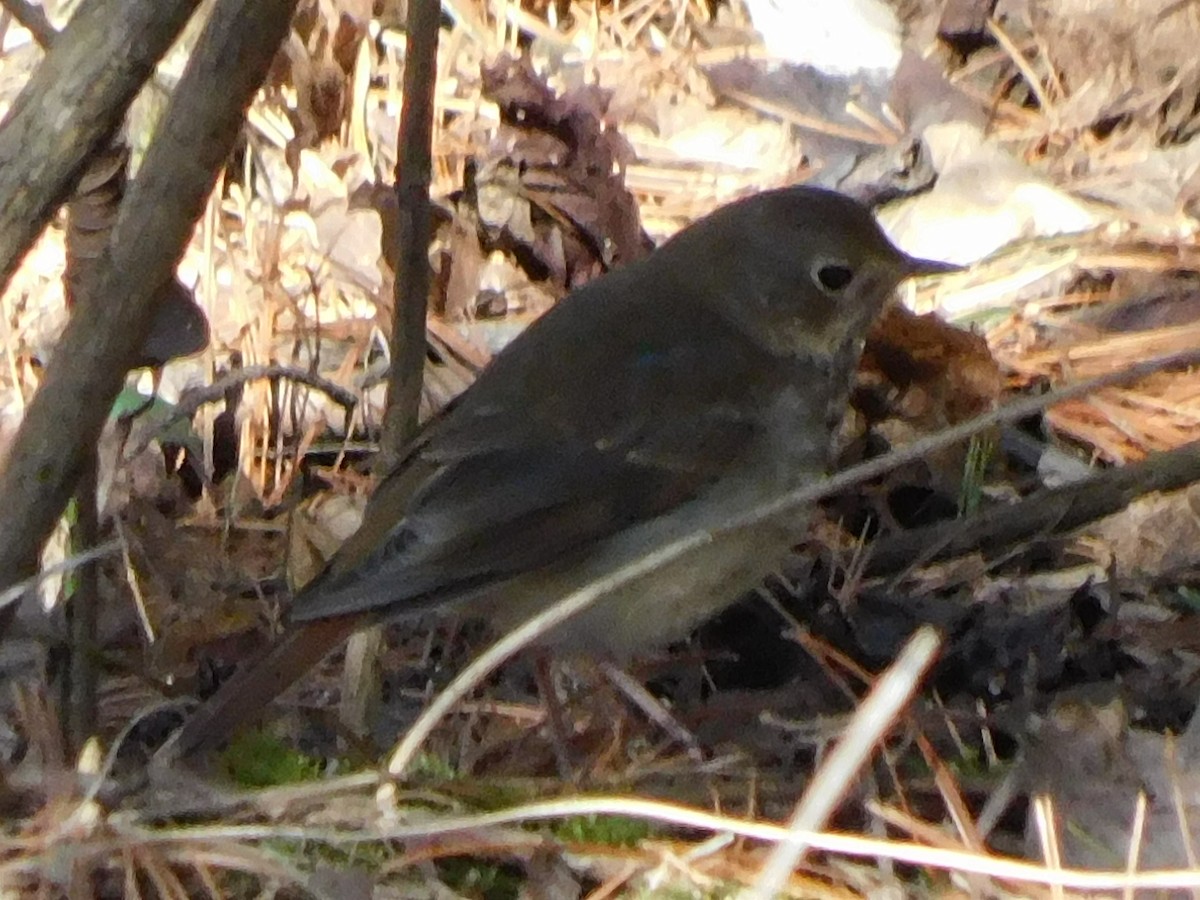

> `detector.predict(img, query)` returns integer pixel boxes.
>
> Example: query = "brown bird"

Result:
[169,185,954,759]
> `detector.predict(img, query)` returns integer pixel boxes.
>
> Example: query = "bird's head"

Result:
[659,186,957,362]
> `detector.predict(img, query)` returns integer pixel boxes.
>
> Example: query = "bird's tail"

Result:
[166,616,360,760]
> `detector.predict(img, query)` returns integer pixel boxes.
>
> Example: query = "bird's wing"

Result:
[290,299,777,622]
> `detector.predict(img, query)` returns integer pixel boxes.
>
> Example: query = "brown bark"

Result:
[0,0,198,296]
[0,0,299,592]
[378,0,440,467]
[341,0,442,738]
[864,440,1200,577]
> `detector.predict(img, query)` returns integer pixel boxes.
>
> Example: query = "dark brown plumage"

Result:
[170,185,954,758]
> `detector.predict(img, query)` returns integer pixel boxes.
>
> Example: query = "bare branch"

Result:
[0,0,299,591]
[0,0,198,295]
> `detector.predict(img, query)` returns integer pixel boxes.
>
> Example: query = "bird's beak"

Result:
[901,253,963,278]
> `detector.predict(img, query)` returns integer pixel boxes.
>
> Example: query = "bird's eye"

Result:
[814,262,855,294]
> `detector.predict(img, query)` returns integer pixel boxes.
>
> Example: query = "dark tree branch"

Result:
[342,0,440,739]
[378,0,440,470]
[3,5,207,739]
[864,439,1200,578]
[0,0,55,47]
[0,0,198,296]
[64,454,99,750]
[0,0,299,590]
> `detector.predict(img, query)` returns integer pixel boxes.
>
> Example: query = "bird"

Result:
[168,185,955,759]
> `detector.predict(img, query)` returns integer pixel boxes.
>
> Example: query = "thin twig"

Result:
[172,364,359,420]
[379,0,440,463]
[782,346,1200,524]
[0,540,120,611]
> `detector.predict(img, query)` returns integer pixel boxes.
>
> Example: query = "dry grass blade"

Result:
[95,794,1200,892]
[750,627,941,898]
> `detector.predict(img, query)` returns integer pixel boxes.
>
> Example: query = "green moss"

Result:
[408,751,459,781]
[220,730,324,787]
[552,813,652,847]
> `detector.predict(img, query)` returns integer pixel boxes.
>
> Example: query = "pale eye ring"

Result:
[813,260,855,294]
